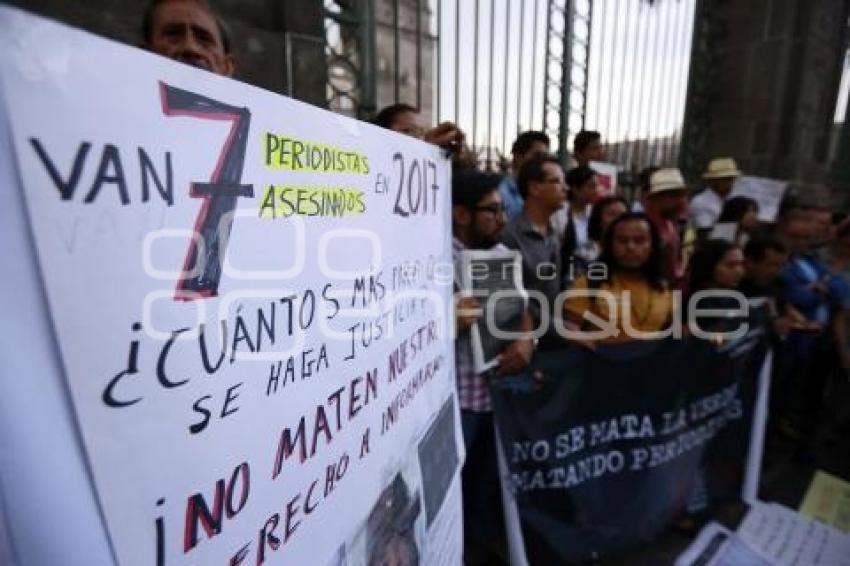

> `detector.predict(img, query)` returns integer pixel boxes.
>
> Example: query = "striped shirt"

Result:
[453,238,495,412]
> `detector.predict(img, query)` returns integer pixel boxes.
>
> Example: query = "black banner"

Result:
[491,321,769,563]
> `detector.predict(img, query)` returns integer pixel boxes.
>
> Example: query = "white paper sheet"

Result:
[737,502,850,566]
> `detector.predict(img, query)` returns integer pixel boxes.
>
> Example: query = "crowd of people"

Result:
[133,1,847,563]
[373,106,850,563]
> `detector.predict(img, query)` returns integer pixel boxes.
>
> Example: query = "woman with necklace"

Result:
[563,212,673,346]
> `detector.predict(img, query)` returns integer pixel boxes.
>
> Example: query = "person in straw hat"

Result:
[690,157,742,232]
[643,168,690,286]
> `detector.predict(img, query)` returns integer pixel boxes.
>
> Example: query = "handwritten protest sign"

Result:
[589,160,618,197]
[731,176,789,222]
[0,7,461,566]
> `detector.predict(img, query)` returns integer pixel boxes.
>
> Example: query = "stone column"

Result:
[681,0,849,206]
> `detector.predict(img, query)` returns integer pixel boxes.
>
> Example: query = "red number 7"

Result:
[159,82,254,301]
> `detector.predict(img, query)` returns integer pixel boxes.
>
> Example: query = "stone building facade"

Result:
[8,0,435,123]
[681,0,850,206]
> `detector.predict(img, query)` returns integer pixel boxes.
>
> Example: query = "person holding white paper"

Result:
[452,170,534,566]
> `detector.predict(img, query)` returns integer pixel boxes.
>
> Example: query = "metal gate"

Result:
[325,0,696,172]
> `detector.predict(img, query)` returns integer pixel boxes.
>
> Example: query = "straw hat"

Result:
[702,157,741,179]
[648,168,688,196]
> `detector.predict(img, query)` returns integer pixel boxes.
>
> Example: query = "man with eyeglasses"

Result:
[501,154,568,348]
[452,170,533,565]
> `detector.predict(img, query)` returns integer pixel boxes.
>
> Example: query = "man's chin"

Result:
[477,237,500,249]
[178,57,212,72]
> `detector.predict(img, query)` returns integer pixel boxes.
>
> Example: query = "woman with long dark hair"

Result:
[562,195,628,285]
[563,212,674,345]
[587,195,629,251]
[687,238,746,293]
[686,239,747,339]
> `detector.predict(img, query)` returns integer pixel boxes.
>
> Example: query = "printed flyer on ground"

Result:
[0,6,462,566]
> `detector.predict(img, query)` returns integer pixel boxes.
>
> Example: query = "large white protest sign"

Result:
[0,7,462,566]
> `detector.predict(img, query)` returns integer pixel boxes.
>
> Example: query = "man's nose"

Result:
[179,28,204,53]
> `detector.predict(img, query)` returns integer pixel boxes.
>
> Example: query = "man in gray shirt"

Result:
[501,154,567,346]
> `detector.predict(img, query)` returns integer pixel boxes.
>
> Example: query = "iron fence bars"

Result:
[584,0,696,173]
[323,0,695,174]
[567,0,593,157]
[543,0,571,161]
[487,0,496,170]
[324,0,377,119]
[667,0,694,166]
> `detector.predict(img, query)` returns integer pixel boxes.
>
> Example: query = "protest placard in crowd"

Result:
[456,249,526,373]
[590,160,619,197]
[0,7,462,566]
[731,176,789,223]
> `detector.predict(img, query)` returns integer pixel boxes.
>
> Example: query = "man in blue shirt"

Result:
[776,210,850,440]
[499,131,550,219]
[779,213,848,328]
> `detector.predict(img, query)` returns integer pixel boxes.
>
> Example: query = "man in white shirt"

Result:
[555,165,599,263]
[690,157,741,233]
